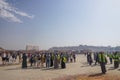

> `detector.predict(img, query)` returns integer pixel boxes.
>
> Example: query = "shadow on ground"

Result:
[108,67,115,70]
[88,73,104,77]
[0,63,20,67]
[5,66,41,70]
[5,66,64,71]
[42,67,65,71]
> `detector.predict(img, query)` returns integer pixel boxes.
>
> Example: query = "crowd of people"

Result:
[0,51,76,70]
[22,51,76,69]
[86,51,120,74]
[1,50,120,74]
[0,51,21,65]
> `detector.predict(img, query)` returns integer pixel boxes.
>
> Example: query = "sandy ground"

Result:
[0,54,120,80]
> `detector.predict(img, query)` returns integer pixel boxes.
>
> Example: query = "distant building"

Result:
[26,45,39,51]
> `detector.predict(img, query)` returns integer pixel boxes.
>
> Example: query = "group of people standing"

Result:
[22,52,76,69]
[86,51,120,74]
[0,51,20,65]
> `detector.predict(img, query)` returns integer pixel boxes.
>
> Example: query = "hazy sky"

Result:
[0,0,120,50]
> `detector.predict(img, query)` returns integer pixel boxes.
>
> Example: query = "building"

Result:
[26,45,39,51]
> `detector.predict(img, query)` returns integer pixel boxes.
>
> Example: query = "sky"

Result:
[0,0,120,50]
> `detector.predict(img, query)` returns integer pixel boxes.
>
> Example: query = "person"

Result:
[70,53,73,63]
[37,54,41,68]
[54,54,59,69]
[9,53,13,64]
[30,54,34,67]
[107,52,113,64]
[112,52,119,69]
[87,53,93,65]
[73,53,76,62]
[61,54,67,69]
[5,52,9,64]
[22,53,27,69]
[41,53,45,68]
[45,53,50,68]
[94,52,99,65]
[18,53,22,63]
[12,53,16,63]
[50,53,54,67]
[57,54,60,65]
[98,52,107,74]
[2,52,6,65]
[34,54,37,67]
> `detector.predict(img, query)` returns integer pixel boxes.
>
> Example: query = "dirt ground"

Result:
[54,74,120,80]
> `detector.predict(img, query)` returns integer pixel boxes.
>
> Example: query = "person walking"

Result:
[98,52,107,74]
